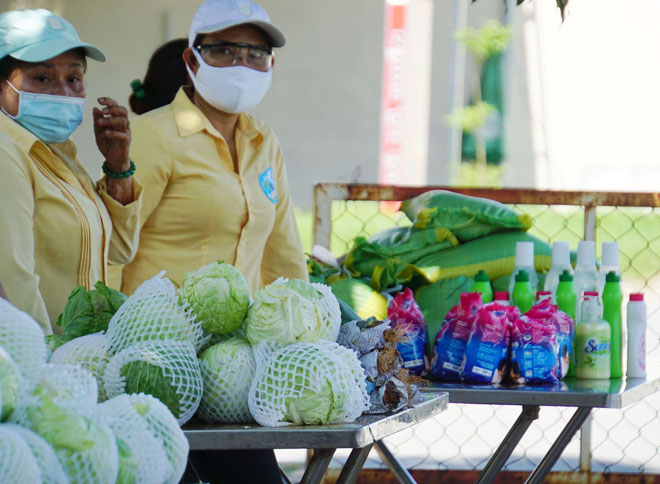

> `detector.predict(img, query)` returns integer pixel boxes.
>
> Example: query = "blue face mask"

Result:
[3,80,85,143]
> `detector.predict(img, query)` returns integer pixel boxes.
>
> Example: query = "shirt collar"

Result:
[0,111,78,155]
[171,87,264,147]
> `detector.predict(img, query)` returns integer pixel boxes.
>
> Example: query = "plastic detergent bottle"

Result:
[602,271,623,378]
[493,291,511,306]
[627,293,647,378]
[574,241,598,318]
[575,291,611,379]
[598,241,621,295]
[556,270,577,377]
[508,241,538,296]
[512,270,534,314]
[473,270,493,303]
[544,241,573,302]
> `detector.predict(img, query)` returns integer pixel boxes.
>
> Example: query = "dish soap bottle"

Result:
[512,270,534,314]
[508,241,538,296]
[473,270,493,303]
[556,269,577,377]
[602,271,623,378]
[627,293,647,378]
[575,291,611,379]
[544,241,573,303]
[574,241,599,318]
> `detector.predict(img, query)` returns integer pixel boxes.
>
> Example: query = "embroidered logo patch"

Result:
[259,167,278,204]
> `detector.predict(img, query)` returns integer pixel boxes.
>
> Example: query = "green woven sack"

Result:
[328,277,388,320]
[412,231,553,284]
[400,190,532,241]
[343,226,458,290]
[415,275,474,356]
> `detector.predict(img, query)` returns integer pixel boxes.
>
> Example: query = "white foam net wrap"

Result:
[198,336,256,423]
[0,298,47,381]
[123,393,189,484]
[51,332,111,402]
[0,424,42,483]
[248,341,369,427]
[103,340,203,425]
[97,394,172,484]
[106,273,204,354]
[0,344,20,421]
[3,423,68,484]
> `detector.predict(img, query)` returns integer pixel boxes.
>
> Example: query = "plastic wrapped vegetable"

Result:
[198,335,256,423]
[0,298,48,380]
[0,424,42,483]
[106,273,204,353]
[103,340,203,424]
[249,341,369,426]
[179,261,251,335]
[0,345,20,421]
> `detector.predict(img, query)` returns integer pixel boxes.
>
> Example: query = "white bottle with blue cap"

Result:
[508,241,538,296]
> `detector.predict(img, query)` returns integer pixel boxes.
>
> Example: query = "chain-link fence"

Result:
[312,183,660,475]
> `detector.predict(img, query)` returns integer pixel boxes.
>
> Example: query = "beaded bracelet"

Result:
[102,160,136,179]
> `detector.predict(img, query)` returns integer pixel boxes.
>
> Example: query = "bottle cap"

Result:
[630,293,644,301]
[536,291,551,300]
[515,270,529,282]
[605,271,620,283]
[552,241,570,265]
[602,241,620,267]
[577,241,596,266]
[559,269,573,282]
[475,270,489,282]
[494,291,510,300]
[515,241,534,266]
[584,291,599,297]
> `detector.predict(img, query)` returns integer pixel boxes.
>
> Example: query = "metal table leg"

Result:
[524,407,592,484]
[475,405,540,484]
[336,443,375,484]
[300,448,336,484]
[375,441,417,484]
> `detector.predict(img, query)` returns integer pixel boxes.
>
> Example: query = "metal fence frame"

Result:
[312,182,660,473]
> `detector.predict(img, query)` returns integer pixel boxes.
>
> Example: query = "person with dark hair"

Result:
[510,360,525,385]
[0,9,142,333]
[121,0,307,298]
[492,357,508,384]
[128,38,188,115]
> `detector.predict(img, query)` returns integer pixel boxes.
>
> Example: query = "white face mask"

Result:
[187,49,272,114]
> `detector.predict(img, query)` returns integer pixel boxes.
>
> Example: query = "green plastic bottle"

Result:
[473,270,493,303]
[602,271,623,378]
[512,270,534,314]
[556,269,577,377]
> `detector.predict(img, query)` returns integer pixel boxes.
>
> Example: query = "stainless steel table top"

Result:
[183,392,448,451]
[423,374,660,408]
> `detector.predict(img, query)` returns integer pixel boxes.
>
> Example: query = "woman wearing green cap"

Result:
[0,9,142,334]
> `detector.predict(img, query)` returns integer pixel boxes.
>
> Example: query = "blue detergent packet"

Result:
[526,299,575,379]
[430,292,482,381]
[510,314,560,384]
[388,288,428,375]
[462,302,519,384]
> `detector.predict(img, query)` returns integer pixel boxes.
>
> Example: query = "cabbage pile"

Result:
[0,297,188,484]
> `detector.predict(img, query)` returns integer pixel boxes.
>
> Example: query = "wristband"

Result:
[102,160,135,179]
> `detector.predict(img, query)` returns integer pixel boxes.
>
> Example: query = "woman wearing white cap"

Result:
[121,0,307,299]
[0,9,142,333]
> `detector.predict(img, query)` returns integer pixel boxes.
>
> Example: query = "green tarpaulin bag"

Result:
[415,275,475,356]
[343,226,458,290]
[328,277,388,320]
[400,190,532,242]
[412,231,552,284]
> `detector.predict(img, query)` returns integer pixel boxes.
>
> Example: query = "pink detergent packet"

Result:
[430,292,483,381]
[510,311,560,384]
[388,288,428,375]
[526,299,575,379]
[462,302,521,384]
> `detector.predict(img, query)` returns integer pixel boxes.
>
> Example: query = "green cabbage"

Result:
[198,336,255,423]
[179,262,250,334]
[0,345,19,421]
[55,282,127,342]
[115,437,138,484]
[285,377,345,425]
[120,359,182,419]
[245,282,318,345]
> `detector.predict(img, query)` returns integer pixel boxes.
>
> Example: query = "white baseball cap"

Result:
[189,0,286,48]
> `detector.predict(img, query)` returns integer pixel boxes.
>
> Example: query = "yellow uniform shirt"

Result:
[121,87,307,295]
[0,114,143,334]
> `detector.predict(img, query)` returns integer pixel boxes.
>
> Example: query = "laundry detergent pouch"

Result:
[510,315,559,384]
[462,302,520,383]
[526,299,575,379]
[430,292,482,380]
[388,288,428,375]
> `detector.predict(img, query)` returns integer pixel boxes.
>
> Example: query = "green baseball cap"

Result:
[0,9,105,63]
